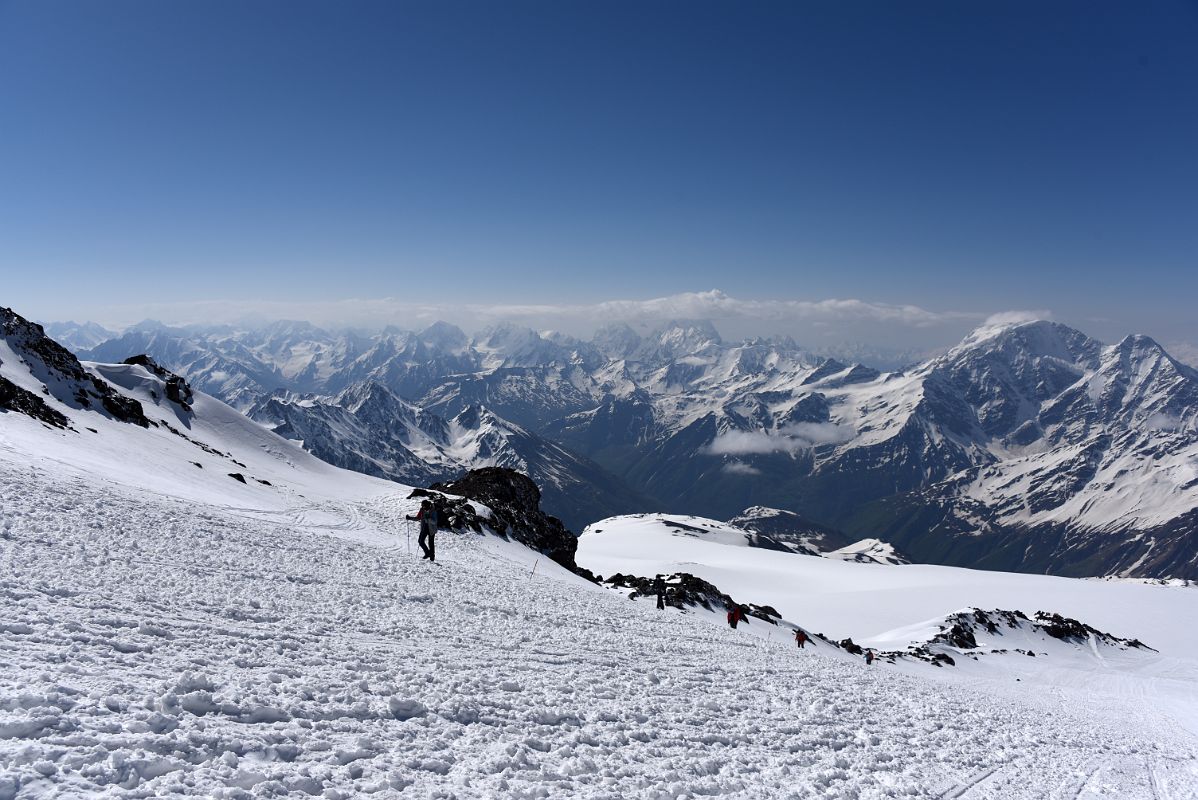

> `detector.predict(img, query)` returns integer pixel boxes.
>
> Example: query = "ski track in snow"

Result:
[2,465,1197,799]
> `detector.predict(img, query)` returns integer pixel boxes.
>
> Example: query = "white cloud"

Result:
[981,310,1053,328]
[721,461,763,476]
[705,422,855,456]
[83,289,980,335]
[1145,412,1184,432]
[57,289,1051,360]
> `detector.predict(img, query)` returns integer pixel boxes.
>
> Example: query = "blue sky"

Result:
[1,1,1196,347]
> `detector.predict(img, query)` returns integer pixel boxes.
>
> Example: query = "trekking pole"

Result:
[406,518,411,556]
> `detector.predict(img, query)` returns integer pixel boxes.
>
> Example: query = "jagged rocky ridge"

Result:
[74,314,1198,579]
[2,308,150,428]
[866,608,1154,668]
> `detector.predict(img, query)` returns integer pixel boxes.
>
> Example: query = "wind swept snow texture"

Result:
[3,466,1197,798]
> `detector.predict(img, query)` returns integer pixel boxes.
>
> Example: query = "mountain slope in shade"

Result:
[247,383,654,531]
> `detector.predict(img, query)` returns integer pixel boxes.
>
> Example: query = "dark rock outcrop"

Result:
[422,467,580,571]
[603,571,782,625]
[1032,610,1151,649]
[0,375,71,429]
[124,354,194,409]
[1,307,151,428]
[886,608,1156,668]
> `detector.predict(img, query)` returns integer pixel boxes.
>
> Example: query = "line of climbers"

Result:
[405,506,882,666]
[654,574,877,664]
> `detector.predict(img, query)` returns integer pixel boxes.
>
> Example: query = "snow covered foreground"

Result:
[0,363,1196,796]
[579,516,1198,730]
[3,468,1196,800]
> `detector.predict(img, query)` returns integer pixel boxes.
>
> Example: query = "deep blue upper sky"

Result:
[2,1,1196,344]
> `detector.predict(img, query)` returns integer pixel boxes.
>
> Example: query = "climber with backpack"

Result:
[794,629,808,649]
[406,499,439,562]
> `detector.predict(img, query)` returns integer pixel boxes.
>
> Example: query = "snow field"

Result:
[2,463,1196,799]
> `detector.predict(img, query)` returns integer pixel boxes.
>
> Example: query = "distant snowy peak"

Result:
[472,323,573,369]
[591,323,642,361]
[826,538,911,566]
[948,319,1102,363]
[639,319,723,361]
[418,321,469,354]
[41,320,117,351]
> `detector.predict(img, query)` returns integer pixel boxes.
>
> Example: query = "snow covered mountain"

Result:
[74,315,1198,579]
[4,305,1198,796]
[556,320,1198,578]
[40,319,117,351]
[246,383,652,531]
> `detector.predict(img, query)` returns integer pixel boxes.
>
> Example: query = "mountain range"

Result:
[67,312,1198,579]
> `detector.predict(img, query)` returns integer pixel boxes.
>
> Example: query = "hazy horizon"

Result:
[19,289,1198,371]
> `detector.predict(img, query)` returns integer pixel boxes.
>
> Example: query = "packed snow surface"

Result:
[579,514,1198,737]
[2,361,1197,796]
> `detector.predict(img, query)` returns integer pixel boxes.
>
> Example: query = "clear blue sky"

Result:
[1,1,1196,344]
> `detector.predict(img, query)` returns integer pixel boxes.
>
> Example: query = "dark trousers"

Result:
[656,592,665,610]
[418,525,436,560]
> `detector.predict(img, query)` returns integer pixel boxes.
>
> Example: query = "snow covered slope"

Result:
[578,513,1198,738]
[6,307,1197,796]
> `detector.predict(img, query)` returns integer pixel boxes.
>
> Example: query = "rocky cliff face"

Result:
[426,467,581,571]
[1,308,150,428]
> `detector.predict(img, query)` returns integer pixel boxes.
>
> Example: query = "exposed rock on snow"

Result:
[2,307,151,428]
[0,374,70,429]
[428,467,580,571]
[874,608,1156,668]
[603,571,782,625]
[122,354,195,410]
[826,538,912,565]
